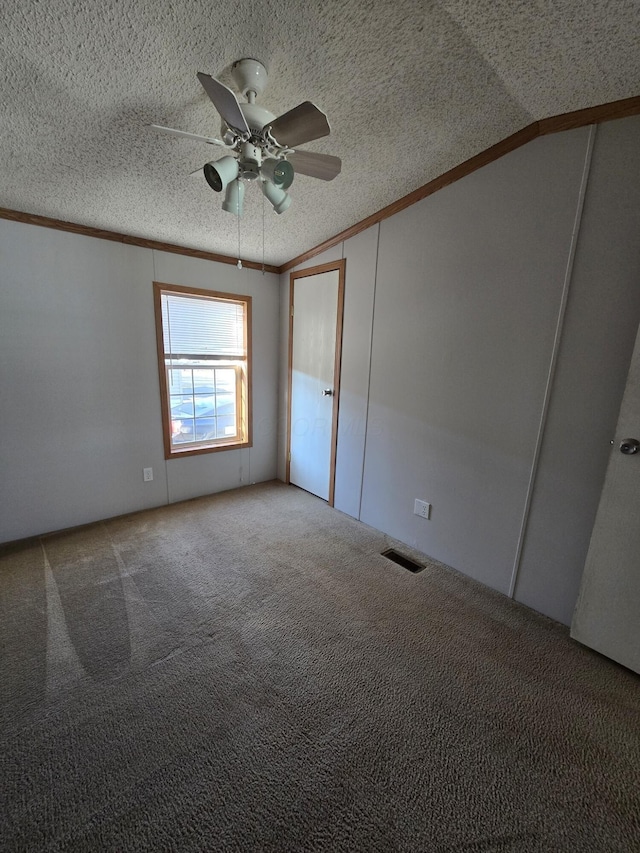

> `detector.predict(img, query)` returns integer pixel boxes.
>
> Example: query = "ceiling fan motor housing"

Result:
[234,105,278,181]
[239,103,276,133]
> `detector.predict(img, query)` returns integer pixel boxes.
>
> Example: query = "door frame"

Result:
[286,259,346,506]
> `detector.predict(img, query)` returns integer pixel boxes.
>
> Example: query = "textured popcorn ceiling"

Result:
[1,0,639,265]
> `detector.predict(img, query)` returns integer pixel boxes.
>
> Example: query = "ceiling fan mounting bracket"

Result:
[231,58,268,100]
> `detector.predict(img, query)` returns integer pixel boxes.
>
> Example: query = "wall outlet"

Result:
[414,499,431,519]
[143,467,153,482]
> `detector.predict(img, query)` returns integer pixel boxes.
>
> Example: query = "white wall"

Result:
[279,115,640,625]
[360,127,587,596]
[513,116,640,623]
[0,223,279,542]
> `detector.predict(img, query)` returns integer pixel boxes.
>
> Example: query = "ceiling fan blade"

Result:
[268,102,330,148]
[288,150,341,181]
[150,124,227,147]
[197,72,249,134]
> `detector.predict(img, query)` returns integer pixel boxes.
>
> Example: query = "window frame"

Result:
[153,281,252,459]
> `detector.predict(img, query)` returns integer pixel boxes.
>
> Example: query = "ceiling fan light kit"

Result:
[151,57,341,221]
[261,179,291,215]
[222,179,245,216]
[261,157,295,190]
[203,156,239,192]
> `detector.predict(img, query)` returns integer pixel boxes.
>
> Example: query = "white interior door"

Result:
[289,268,341,501]
[571,321,640,673]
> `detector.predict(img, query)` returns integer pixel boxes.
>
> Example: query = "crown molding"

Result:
[2,95,639,277]
[279,94,640,273]
[0,207,280,274]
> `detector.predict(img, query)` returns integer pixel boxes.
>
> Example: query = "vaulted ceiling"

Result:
[2,1,639,265]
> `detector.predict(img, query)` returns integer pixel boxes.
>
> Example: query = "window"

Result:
[154,282,251,458]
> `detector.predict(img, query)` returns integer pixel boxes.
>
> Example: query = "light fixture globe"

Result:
[261,158,294,190]
[222,179,245,216]
[203,156,239,192]
[262,179,292,215]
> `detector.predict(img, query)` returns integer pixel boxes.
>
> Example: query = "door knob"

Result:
[322,388,333,397]
[620,438,640,455]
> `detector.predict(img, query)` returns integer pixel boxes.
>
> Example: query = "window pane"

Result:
[214,368,235,393]
[217,414,237,437]
[193,396,216,418]
[172,418,194,443]
[168,368,193,396]
[194,417,217,440]
[171,395,194,418]
[193,369,215,394]
[215,392,236,417]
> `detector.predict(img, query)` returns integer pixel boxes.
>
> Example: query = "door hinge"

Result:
[290,304,294,317]
[288,452,291,462]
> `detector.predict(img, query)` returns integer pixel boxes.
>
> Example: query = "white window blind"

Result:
[162,293,246,358]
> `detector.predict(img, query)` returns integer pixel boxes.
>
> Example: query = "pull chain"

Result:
[236,180,242,270]
[262,189,265,275]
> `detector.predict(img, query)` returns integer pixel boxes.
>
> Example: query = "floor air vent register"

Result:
[381,548,425,574]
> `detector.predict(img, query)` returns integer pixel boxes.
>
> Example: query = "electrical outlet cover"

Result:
[414,499,430,519]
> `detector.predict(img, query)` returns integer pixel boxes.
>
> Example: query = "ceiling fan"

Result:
[151,58,341,217]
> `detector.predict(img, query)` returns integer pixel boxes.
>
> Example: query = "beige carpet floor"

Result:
[1,481,639,852]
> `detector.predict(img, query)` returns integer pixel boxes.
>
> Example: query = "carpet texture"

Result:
[1,481,638,852]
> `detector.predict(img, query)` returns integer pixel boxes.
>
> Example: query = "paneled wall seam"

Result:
[508,124,598,599]
[357,224,381,522]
